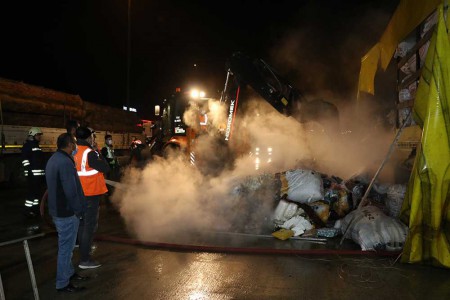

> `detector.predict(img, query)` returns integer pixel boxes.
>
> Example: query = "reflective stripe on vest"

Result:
[75,145,108,196]
[77,148,99,177]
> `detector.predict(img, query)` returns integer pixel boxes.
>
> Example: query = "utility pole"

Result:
[126,0,131,111]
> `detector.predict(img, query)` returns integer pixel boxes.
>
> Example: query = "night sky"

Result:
[0,0,398,118]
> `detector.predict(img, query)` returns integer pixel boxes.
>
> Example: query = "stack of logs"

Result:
[0,78,141,133]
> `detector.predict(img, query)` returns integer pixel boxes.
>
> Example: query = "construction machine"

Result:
[220,51,339,143]
[150,52,340,174]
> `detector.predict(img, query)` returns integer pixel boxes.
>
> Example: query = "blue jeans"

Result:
[78,195,100,262]
[53,215,80,289]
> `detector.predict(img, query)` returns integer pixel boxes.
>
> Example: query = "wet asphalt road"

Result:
[1,183,450,300]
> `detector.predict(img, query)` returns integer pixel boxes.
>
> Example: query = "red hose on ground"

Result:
[95,234,402,257]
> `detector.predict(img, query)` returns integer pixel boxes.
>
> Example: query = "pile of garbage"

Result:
[230,168,409,251]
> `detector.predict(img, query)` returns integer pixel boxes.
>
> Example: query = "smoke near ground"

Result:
[113,93,397,242]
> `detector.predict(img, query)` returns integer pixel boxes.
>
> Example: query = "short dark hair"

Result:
[105,134,112,140]
[66,120,79,134]
[57,133,75,150]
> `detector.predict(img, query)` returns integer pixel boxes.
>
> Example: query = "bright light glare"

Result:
[190,89,206,98]
[191,89,199,98]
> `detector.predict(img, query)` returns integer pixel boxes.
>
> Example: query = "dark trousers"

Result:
[24,176,46,212]
[106,165,120,199]
[78,195,100,262]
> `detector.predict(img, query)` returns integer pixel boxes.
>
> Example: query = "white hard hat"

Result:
[28,127,43,136]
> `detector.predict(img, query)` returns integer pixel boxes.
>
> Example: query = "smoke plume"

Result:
[113,4,403,242]
[113,92,397,243]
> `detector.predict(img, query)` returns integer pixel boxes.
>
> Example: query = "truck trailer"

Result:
[0,77,146,184]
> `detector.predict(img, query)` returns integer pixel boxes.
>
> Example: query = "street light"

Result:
[126,0,131,111]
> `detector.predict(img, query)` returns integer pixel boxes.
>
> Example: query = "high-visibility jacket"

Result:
[74,145,108,196]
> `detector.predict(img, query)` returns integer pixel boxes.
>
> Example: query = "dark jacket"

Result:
[45,150,85,217]
[21,139,46,177]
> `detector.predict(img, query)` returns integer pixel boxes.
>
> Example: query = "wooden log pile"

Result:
[0,78,141,133]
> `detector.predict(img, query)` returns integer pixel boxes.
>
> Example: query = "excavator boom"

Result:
[221,51,339,141]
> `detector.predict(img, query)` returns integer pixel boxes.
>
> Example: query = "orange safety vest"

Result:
[74,145,108,196]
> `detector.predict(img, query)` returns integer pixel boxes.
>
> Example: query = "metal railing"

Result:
[0,233,45,300]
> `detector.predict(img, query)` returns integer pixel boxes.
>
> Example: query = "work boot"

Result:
[78,260,101,269]
[23,210,37,219]
[26,225,41,234]
[70,273,90,281]
[56,283,86,293]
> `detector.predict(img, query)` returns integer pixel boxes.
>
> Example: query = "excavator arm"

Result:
[220,51,339,141]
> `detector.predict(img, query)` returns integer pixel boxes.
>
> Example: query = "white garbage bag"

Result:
[280,169,324,203]
[337,206,408,251]
[272,200,305,224]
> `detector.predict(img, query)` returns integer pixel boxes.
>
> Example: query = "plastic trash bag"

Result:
[272,199,305,225]
[309,200,330,223]
[280,169,324,203]
[386,184,406,218]
[337,205,408,251]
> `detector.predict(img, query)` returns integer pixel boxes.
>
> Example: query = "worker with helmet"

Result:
[74,126,110,269]
[21,127,47,217]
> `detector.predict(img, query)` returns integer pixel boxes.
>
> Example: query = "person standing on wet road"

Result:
[74,126,110,269]
[101,134,120,204]
[46,133,87,293]
[21,127,47,217]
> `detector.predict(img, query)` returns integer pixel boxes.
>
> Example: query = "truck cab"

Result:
[151,89,212,161]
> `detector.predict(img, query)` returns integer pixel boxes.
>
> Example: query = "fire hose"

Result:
[94,233,401,256]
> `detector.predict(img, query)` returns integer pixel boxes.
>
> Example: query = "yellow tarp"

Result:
[358,0,441,95]
[357,43,380,95]
[400,4,450,268]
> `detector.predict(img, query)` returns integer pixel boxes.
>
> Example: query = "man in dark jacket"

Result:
[74,127,110,269]
[46,133,87,293]
[21,127,46,217]
[101,134,120,203]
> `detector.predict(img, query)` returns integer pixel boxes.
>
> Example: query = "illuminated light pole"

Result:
[126,0,131,111]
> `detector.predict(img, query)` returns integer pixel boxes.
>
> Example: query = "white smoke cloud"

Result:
[113,94,397,243]
[113,5,402,240]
